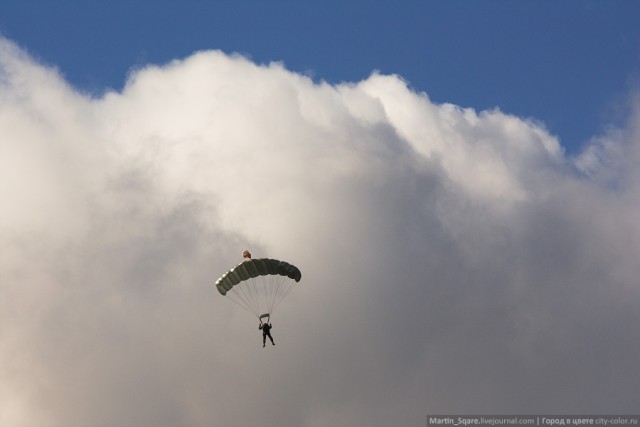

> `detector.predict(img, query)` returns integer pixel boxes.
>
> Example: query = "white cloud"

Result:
[1,37,640,426]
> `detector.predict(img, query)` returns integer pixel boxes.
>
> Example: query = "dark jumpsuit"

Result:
[260,323,274,346]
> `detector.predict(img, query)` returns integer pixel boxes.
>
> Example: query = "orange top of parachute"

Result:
[242,250,252,259]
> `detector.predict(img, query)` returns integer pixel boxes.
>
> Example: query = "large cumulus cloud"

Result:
[1,37,640,427]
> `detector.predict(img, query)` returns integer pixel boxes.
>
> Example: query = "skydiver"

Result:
[259,320,274,347]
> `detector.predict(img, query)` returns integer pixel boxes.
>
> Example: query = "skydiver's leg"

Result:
[263,333,266,347]
[268,332,274,345]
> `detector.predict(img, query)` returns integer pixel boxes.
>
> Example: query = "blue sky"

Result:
[1,1,639,154]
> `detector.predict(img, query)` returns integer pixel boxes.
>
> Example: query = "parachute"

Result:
[215,253,302,319]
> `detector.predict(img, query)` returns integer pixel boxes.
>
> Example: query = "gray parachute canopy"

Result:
[215,258,301,295]
[215,258,302,318]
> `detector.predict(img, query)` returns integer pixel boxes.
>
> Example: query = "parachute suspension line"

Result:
[265,274,292,316]
[232,281,254,312]
[245,274,261,314]
[263,274,275,315]
[230,276,262,317]
[225,275,293,319]
[268,275,286,315]
[249,274,264,314]
[263,274,274,316]
[271,276,295,315]
[225,292,259,317]
[230,286,257,316]
[279,280,295,309]
[263,274,279,318]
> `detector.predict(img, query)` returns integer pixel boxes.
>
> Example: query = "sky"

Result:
[1,2,640,426]
[2,1,640,153]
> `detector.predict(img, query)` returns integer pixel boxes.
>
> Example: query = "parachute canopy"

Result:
[215,257,302,318]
